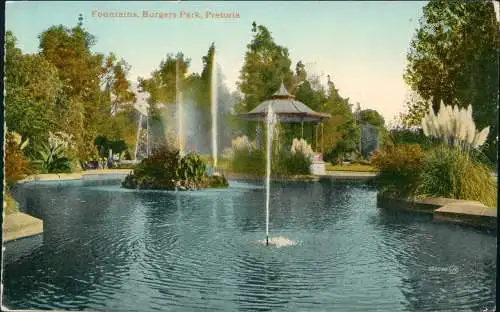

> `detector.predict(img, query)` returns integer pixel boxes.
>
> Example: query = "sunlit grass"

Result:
[4,190,19,215]
[326,163,378,172]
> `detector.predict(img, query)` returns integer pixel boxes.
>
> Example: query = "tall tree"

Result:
[38,22,105,161]
[404,0,499,162]
[138,53,190,109]
[236,22,294,115]
[101,53,136,115]
[359,109,385,128]
[320,77,360,161]
[4,31,63,157]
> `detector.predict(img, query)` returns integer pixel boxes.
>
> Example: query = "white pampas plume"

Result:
[466,104,473,120]
[472,126,490,148]
[457,108,468,143]
[465,117,477,145]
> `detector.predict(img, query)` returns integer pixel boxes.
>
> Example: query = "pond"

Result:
[3,178,496,311]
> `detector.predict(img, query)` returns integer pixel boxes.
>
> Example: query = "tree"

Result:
[101,53,136,115]
[138,53,190,109]
[404,0,499,162]
[316,77,360,161]
[4,31,63,158]
[39,23,104,161]
[236,22,294,119]
[359,109,385,128]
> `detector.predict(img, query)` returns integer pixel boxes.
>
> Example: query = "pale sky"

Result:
[6,1,427,122]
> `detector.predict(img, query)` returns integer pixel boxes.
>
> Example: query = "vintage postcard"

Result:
[2,1,498,311]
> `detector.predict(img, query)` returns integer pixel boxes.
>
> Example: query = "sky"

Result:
[6,1,428,123]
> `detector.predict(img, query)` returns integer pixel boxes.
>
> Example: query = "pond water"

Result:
[3,178,496,311]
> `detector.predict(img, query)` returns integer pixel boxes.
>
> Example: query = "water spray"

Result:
[265,105,275,246]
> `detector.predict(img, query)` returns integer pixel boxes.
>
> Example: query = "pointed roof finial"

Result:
[272,80,294,99]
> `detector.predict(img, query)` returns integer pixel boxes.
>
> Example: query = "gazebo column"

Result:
[256,123,262,149]
[301,119,304,139]
[321,121,324,154]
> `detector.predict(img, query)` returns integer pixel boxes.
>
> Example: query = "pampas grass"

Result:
[421,102,490,152]
[415,145,497,207]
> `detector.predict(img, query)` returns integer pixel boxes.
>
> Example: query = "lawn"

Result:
[326,163,378,172]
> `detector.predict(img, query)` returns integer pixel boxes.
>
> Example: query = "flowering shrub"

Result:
[291,138,314,159]
[221,147,233,160]
[231,135,256,153]
[48,131,75,153]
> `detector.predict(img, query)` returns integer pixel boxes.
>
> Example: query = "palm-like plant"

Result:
[39,142,71,173]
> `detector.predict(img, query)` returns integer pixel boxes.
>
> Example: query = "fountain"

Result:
[176,59,184,155]
[259,106,297,247]
[265,105,276,245]
[211,47,218,169]
[134,113,143,161]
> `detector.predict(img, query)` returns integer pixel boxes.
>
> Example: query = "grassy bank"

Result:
[326,163,378,172]
[4,190,19,215]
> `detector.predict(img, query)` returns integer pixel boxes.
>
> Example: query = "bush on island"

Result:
[122,145,228,190]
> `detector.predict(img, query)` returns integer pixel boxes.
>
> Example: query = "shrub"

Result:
[38,142,72,174]
[5,132,31,186]
[371,144,424,198]
[291,138,315,159]
[415,145,497,207]
[231,136,313,177]
[284,152,311,175]
[231,148,266,176]
[387,128,433,149]
[122,144,227,190]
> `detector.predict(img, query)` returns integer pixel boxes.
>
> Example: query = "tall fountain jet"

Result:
[265,105,277,246]
[176,59,184,155]
[134,113,143,161]
[211,46,218,169]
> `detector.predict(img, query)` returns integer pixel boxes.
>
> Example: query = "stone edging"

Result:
[3,212,44,243]
[377,193,497,230]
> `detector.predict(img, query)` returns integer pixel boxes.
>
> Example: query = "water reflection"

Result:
[374,209,497,311]
[3,179,496,311]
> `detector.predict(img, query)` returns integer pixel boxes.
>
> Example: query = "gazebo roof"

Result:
[238,82,330,123]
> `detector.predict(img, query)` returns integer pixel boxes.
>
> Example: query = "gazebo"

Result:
[238,82,331,154]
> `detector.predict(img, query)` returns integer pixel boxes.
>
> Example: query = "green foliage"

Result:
[4,132,32,186]
[386,128,436,150]
[122,145,227,190]
[38,142,72,174]
[359,109,385,128]
[231,143,312,177]
[138,53,190,109]
[206,174,229,188]
[371,144,425,198]
[404,0,499,162]
[94,136,128,157]
[372,142,497,206]
[177,153,207,184]
[5,32,63,158]
[236,22,294,137]
[415,145,497,207]
[231,149,266,176]
[320,80,360,160]
[6,20,138,165]
[281,151,312,176]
